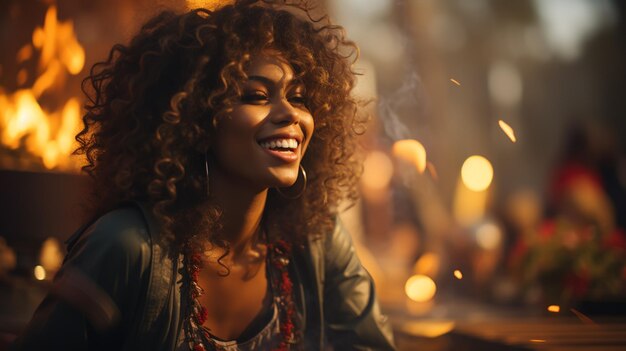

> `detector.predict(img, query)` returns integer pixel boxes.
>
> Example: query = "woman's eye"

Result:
[289,95,307,107]
[241,92,268,103]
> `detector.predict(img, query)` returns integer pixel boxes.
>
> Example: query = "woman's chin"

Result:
[273,177,298,189]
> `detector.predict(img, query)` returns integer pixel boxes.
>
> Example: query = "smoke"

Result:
[377,70,429,142]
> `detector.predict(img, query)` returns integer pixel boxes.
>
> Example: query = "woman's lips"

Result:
[261,148,299,162]
[258,137,300,163]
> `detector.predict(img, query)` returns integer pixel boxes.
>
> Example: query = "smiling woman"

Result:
[212,52,314,192]
[10,1,395,351]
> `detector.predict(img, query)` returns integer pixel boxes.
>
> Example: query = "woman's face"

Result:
[211,51,314,192]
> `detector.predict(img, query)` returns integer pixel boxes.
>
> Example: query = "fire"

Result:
[498,120,517,143]
[0,6,85,172]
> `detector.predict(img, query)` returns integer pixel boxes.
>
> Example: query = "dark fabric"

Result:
[12,202,396,351]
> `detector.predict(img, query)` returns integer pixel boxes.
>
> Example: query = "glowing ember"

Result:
[405,274,436,302]
[16,69,28,86]
[450,78,461,86]
[34,265,46,280]
[392,139,427,174]
[547,305,560,313]
[453,269,463,279]
[530,339,546,343]
[16,44,33,64]
[498,120,517,143]
[0,5,85,172]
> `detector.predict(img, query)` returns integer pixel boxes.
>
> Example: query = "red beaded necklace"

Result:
[183,238,297,351]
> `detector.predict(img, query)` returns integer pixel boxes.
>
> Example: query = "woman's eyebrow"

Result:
[247,75,303,90]
[247,75,276,87]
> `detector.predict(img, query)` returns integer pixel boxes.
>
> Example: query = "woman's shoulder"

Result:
[66,204,153,264]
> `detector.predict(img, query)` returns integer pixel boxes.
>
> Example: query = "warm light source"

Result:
[0,5,85,172]
[405,274,436,302]
[461,155,493,191]
[392,139,427,173]
[453,270,463,280]
[547,305,560,313]
[34,265,46,280]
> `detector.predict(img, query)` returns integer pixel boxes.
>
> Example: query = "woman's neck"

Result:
[209,168,268,258]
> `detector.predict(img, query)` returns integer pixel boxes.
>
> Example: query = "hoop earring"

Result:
[204,152,210,198]
[275,164,307,199]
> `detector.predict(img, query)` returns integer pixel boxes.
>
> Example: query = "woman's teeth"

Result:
[259,138,298,151]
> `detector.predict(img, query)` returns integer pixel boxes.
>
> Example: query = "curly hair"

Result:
[74,0,365,254]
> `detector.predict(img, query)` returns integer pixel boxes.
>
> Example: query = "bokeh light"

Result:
[361,151,394,191]
[405,274,437,302]
[392,139,427,173]
[34,265,46,280]
[475,222,502,250]
[461,155,493,191]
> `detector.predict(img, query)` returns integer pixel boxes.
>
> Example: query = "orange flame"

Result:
[0,5,85,172]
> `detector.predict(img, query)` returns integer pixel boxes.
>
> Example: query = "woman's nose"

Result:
[271,99,300,125]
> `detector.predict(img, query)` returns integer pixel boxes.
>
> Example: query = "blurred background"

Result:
[1,0,625,350]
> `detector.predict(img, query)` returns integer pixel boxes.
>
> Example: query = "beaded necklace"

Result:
[182,238,297,351]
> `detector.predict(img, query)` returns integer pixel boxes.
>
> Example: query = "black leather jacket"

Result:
[12,202,395,350]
